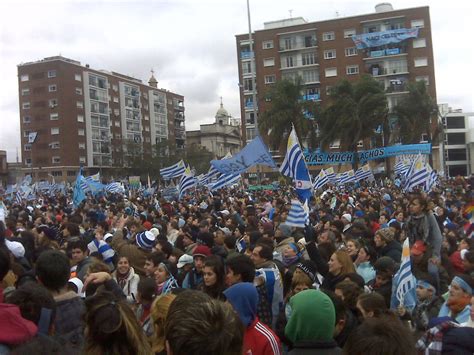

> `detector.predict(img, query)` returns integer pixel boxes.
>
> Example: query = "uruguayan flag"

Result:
[280,127,312,202]
[355,164,373,181]
[160,160,186,179]
[210,173,240,191]
[178,167,197,199]
[285,199,310,228]
[105,182,124,194]
[313,169,329,190]
[325,167,337,183]
[339,169,356,185]
[425,164,438,191]
[390,238,417,311]
[405,155,429,192]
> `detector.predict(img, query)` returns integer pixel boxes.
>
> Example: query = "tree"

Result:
[393,81,438,144]
[258,78,320,150]
[318,75,388,168]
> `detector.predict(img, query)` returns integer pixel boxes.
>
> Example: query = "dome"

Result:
[215,97,230,124]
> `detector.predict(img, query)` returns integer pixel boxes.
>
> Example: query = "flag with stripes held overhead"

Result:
[339,169,357,185]
[73,167,86,208]
[178,167,197,199]
[355,164,374,182]
[425,164,438,191]
[285,199,310,228]
[394,159,409,176]
[210,173,241,191]
[280,127,312,202]
[313,169,329,190]
[325,167,337,183]
[160,160,186,179]
[404,155,429,192]
[105,182,124,194]
[390,238,417,311]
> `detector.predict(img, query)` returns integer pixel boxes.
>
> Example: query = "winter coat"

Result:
[111,230,150,276]
[112,267,140,304]
[378,240,402,263]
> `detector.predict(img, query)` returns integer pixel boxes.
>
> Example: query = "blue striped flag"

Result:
[313,169,329,190]
[105,182,124,194]
[210,173,241,191]
[325,167,337,183]
[280,127,312,202]
[73,168,86,207]
[160,160,186,179]
[391,238,417,311]
[88,239,115,269]
[339,169,357,185]
[355,164,373,182]
[405,155,429,192]
[285,199,310,228]
[178,167,197,199]
[425,164,438,191]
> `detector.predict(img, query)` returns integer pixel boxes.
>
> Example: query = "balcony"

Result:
[386,82,408,94]
[240,51,254,60]
[369,66,408,77]
[301,93,321,101]
[363,47,407,60]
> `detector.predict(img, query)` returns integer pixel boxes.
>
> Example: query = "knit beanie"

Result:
[136,231,156,250]
[295,260,317,282]
[285,289,335,343]
[376,227,394,243]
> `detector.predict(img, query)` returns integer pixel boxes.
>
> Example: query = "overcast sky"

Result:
[1,0,473,162]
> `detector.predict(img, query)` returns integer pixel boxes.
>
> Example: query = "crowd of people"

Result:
[0,174,473,354]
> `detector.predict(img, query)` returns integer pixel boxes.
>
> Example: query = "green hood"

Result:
[285,289,335,343]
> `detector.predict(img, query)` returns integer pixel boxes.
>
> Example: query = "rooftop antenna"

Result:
[289,9,293,18]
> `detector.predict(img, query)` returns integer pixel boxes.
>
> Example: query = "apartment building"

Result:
[17,56,185,180]
[236,3,438,167]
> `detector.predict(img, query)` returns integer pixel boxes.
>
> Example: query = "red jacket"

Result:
[243,318,281,355]
[0,303,37,345]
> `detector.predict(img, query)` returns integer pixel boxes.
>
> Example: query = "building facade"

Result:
[17,56,185,181]
[439,104,474,177]
[186,100,241,158]
[236,4,438,168]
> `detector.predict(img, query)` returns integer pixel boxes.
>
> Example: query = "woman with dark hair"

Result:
[112,255,140,304]
[354,244,377,284]
[84,290,151,355]
[154,260,178,296]
[201,255,226,300]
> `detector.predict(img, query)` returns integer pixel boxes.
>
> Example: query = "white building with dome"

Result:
[186,99,242,158]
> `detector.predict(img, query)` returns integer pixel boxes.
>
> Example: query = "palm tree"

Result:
[319,75,388,168]
[258,77,319,151]
[393,81,438,144]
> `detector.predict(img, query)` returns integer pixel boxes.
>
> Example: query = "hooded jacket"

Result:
[224,282,281,355]
[0,304,37,346]
[285,289,342,355]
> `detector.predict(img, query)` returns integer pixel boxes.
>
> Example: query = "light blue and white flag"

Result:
[210,173,241,191]
[405,155,429,192]
[339,169,357,185]
[425,164,438,191]
[105,182,124,194]
[280,127,312,202]
[178,167,197,199]
[160,160,186,179]
[391,238,417,311]
[73,168,86,207]
[355,164,374,182]
[285,199,310,228]
[325,167,337,183]
[313,169,329,190]
[211,136,275,175]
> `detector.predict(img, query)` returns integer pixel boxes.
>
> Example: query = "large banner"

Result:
[352,28,419,49]
[304,143,431,165]
[211,136,276,175]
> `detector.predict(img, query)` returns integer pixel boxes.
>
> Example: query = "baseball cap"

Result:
[411,240,427,256]
[177,254,194,268]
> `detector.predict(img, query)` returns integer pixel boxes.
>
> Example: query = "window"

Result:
[75,74,82,81]
[281,55,295,68]
[414,57,428,67]
[113,96,119,103]
[48,84,57,92]
[48,70,57,78]
[114,120,120,127]
[304,35,316,47]
[446,133,466,145]
[79,142,86,149]
[264,75,276,84]
[75,87,82,95]
[79,156,86,164]
[325,68,337,77]
[23,130,30,138]
[346,65,359,75]
[322,32,335,41]
[302,52,316,65]
[262,40,274,49]
[77,114,84,122]
[263,58,275,67]
[77,101,84,109]
[145,126,150,132]
[325,86,333,95]
[330,140,340,148]
[415,76,429,85]
[243,78,253,91]
[51,171,62,177]
[20,74,29,82]
[21,88,30,96]
[50,113,59,120]
[78,128,85,136]
[114,109,120,116]
[51,127,59,135]
[345,47,357,57]
[242,61,252,74]
[24,144,31,151]
[22,102,30,109]
[112,84,118,91]
[344,29,356,38]
[324,49,336,59]
[447,148,467,161]
[411,19,425,28]
[303,70,319,83]
[413,38,426,48]
[144,115,149,121]
[49,142,60,149]
[49,99,58,108]
[25,158,32,165]
[23,116,31,123]
[446,116,465,129]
